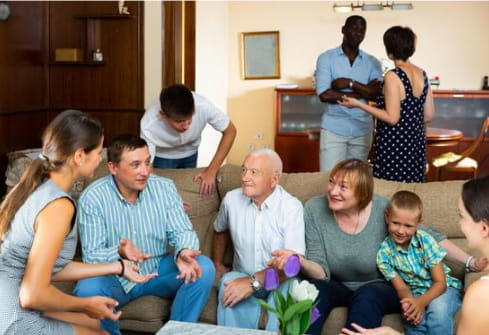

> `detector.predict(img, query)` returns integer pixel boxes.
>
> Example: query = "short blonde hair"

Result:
[330,159,373,210]
[387,190,423,222]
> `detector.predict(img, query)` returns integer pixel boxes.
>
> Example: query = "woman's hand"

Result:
[471,256,489,272]
[338,95,362,108]
[121,259,157,283]
[267,249,300,271]
[340,323,401,335]
[84,296,121,320]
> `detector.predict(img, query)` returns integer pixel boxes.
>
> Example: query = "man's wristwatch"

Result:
[250,273,262,292]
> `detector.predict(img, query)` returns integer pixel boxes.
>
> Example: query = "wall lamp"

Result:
[333,2,413,13]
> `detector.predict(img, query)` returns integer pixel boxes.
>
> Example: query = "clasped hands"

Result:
[400,297,425,326]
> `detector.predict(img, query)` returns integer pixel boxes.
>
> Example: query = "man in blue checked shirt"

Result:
[73,134,215,335]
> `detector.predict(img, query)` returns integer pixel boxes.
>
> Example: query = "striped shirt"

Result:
[377,229,461,296]
[77,174,199,293]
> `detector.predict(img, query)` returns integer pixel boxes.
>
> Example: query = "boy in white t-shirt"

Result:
[141,84,236,196]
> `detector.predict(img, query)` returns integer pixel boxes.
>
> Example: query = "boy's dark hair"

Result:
[383,26,416,61]
[108,134,147,164]
[462,176,489,223]
[159,84,195,118]
[387,190,423,222]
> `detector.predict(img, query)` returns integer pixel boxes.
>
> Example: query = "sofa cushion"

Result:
[373,178,465,239]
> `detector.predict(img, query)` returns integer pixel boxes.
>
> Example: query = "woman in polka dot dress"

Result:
[339,25,434,183]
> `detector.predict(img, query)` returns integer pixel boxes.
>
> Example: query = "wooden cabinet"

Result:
[275,88,489,179]
[275,89,322,172]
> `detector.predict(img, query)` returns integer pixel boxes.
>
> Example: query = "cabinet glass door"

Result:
[279,93,323,133]
[432,97,489,137]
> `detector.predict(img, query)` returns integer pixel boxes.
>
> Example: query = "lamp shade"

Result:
[333,3,353,13]
[362,3,384,11]
[391,2,413,10]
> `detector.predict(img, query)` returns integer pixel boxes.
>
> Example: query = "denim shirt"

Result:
[315,46,382,137]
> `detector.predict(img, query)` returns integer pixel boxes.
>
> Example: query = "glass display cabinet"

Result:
[275,88,489,177]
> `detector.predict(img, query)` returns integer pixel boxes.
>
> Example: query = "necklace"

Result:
[334,209,361,234]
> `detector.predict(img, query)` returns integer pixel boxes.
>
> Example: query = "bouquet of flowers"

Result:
[258,254,320,335]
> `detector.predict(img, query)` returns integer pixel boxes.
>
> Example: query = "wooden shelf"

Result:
[74,14,132,20]
[50,61,106,66]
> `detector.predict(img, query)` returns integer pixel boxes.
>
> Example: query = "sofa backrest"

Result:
[90,162,221,257]
[217,164,465,239]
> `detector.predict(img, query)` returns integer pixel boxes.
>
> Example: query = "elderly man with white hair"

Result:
[212,148,305,330]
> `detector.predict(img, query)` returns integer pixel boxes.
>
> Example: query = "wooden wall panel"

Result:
[0,1,144,197]
[0,2,47,113]
[0,2,48,195]
[49,1,143,109]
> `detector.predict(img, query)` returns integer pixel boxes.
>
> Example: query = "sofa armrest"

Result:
[464,271,485,290]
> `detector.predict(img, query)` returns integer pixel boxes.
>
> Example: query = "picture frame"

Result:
[241,31,280,80]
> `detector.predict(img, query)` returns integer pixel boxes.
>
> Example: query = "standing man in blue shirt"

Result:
[315,15,383,171]
[73,134,215,335]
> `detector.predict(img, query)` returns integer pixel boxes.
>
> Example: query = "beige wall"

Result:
[223,1,489,165]
[147,1,489,167]
[144,1,162,107]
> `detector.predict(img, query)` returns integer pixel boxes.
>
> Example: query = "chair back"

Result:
[458,116,489,158]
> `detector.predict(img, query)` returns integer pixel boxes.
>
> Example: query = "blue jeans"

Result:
[307,278,400,335]
[73,254,215,335]
[319,129,372,172]
[403,287,461,335]
[217,271,291,330]
[153,152,198,169]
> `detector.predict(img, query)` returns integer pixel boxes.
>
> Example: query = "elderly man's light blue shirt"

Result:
[315,46,382,137]
[77,174,199,293]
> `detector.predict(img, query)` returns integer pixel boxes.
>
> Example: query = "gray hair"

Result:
[248,148,283,175]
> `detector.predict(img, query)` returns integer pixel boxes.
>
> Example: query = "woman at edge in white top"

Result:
[340,175,489,335]
[0,110,156,335]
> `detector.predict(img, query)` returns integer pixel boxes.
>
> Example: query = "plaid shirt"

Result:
[377,229,461,296]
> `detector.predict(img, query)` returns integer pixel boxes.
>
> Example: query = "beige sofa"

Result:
[5,156,481,334]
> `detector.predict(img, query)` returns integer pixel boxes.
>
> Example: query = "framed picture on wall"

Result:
[241,31,280,80]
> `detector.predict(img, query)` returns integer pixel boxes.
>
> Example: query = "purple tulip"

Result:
[310,307,321,325]
[284,254,301,278]
[264,268,280,291]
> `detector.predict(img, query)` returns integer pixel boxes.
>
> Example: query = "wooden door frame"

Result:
[162,0,195,90]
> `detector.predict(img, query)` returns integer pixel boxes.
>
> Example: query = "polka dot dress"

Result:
[373,68,428,183]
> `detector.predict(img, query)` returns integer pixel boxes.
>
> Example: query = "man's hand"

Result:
[332,77,353,90]
[183,201,191,213]
[222,277,253,307]
[121,259,158,283]
[118,238,151,263]
[193,169,217,197]
[214,262,231,279]
[176,249,203,284]
[367,79,382,91]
